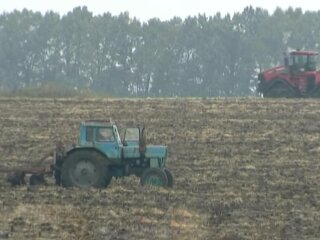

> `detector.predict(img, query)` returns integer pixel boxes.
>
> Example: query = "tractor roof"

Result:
[82,119,115,127]
[290,50,318,56]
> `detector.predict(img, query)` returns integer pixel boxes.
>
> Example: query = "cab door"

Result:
[94,127,121,161]
[123,127,140,146]
[122,127,146,159]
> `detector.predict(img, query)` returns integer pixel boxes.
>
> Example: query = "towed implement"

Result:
[2,120,173,188]
[258,50,320,98]
[1,166,50,186]
[1,153,53,186]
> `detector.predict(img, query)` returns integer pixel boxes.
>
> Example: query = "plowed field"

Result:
[0,97,320,240]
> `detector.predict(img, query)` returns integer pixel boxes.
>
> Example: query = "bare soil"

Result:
[0,97,320,240]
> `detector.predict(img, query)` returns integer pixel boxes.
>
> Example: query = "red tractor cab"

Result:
[258,50,320,97]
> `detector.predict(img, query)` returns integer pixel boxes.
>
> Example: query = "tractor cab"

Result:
[78,119,122,160]
[287,50,318,72]
[78,120,147,159]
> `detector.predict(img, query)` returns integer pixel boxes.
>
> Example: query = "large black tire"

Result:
[263,80,297,98]
[61,149,111,188]
[164,169,174,188]
[140,168,168,187]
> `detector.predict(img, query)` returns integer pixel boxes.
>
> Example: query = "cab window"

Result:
[125,128,139,141]
[96,128,115,142]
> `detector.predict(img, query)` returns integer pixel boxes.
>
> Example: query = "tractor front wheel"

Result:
[140,168,168,187]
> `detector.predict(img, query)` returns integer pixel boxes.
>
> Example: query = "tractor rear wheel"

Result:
[61,149,111,188]
[164,169,174,188]
[140,168,168,187]
[264,81,297,98]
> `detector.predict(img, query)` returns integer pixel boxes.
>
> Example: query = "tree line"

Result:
[0,6,320,97]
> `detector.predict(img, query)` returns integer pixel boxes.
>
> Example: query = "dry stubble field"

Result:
[0,97,320,240]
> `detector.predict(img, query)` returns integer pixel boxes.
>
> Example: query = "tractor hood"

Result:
[145,145,167,158]
[261,65,286,81]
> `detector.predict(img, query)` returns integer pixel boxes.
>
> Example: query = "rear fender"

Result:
[64,147,114,164]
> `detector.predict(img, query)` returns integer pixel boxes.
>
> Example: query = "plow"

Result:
[0,153,54,186]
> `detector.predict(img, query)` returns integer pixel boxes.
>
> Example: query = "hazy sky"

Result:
[0,0,319,21]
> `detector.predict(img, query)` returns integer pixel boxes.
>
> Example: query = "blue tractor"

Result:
[53,120,173,188]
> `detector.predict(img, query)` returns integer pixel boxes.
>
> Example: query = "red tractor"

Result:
[258,50,320,97]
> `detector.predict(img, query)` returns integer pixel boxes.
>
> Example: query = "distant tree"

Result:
[1,7,320,97]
